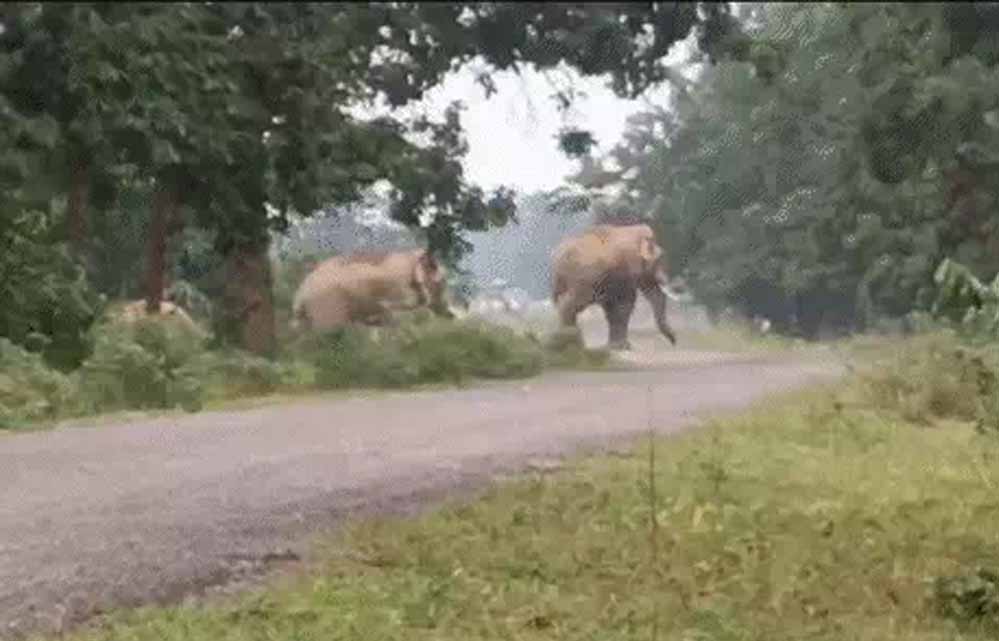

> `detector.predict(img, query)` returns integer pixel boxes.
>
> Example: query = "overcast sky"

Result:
[405,34,697,196]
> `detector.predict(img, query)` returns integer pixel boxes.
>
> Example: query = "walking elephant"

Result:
[291,248,455,333]
[551,223,681,351]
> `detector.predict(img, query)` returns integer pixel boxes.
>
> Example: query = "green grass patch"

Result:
[45,332,999,640]
[2,311,611,431]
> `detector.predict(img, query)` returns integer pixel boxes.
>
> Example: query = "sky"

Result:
[396,35,698,196]
[417,66,659,194]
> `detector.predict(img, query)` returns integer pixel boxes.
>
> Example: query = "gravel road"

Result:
[0,334,843,638]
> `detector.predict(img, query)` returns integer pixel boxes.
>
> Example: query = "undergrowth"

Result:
[1,310,606,429]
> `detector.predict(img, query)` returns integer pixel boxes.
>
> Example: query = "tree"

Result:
[579,3,999,337]
[1,2,756,357]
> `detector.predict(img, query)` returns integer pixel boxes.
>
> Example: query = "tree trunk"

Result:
[145,184,176,314]
[67,161,89,257]
[224,240,276,358]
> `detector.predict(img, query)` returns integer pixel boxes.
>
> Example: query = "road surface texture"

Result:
[0,326,844,638]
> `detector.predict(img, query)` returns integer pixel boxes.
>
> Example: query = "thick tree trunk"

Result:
[145,185,176,314]
[224,241,276,358]
[67,161,89,257]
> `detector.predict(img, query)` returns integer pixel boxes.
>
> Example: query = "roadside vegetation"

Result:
[0,308,610,431]
[33,327,997,641]
[678,317,801,354]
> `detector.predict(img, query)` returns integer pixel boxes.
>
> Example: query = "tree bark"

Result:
[145,184,176,315]
[224,240,276,358]
[67,161,89,257]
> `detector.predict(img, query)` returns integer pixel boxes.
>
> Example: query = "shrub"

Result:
[0,339,80,429]
[395,314,545,381]
[293,315,546,390]
[0,211,105,371]
[78,315,209,413]
[177,350,289,402]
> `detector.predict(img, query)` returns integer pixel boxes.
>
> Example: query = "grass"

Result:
[679,321,801,353]
[0,311,611,432]
[38,331,999,641]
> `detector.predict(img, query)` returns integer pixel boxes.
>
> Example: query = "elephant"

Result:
[110,299,210,338]
[551,223,681,351]
[291,248,455,334]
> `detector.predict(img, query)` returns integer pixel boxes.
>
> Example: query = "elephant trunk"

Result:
[652,265,688,302]
[639,281,677,346]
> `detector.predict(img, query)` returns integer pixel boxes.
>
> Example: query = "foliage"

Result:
[47,343,999,641]
[0,208,104,369]
[930,258,999,341]
[0,338,79,429]
[0,2,757,355]
[176,350,289,404]
[0,300,618,429]
[293,314,546,390]
[579,3,999,338]
[78,315,210,413]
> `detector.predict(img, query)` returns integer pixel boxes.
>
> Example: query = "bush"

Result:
[293,315,546,390]
[176,350,290,402]
[0,339,80,429]
[78,315,209,413]
[0,306,594,428]
[0,211,105,371]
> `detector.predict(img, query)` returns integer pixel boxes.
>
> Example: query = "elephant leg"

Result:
[602,290,636,351]
[556,291,584,329]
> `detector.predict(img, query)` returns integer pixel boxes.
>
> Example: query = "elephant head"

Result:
[633,225,679,345]
[411,250,454,319]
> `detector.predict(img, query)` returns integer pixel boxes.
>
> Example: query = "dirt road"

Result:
[0,340,843,638]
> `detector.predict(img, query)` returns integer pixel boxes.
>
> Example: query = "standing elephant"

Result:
[291,248,454,333]
[551,223,681,350]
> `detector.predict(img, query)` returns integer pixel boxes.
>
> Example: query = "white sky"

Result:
[380,27,700,196]
[416,64,675,195]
